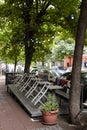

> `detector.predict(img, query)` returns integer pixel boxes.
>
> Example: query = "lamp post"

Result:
[70,14,74,20]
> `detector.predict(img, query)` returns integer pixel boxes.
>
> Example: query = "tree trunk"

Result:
[24,44,35,73]
[69,0,87,124]
[22,1,50,73]
[14,55,17,72]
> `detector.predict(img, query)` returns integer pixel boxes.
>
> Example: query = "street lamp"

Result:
[70,14,74,20]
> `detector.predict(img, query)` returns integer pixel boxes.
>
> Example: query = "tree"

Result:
[69,0,87,124]
[52,38,75,61]
[0,0,80,73]
[7,45,24,72]
[0,21,24,72]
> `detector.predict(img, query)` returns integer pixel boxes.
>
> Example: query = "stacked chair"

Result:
[7,73,54,117]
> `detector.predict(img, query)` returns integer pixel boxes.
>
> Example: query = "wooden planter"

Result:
[41,110,58,125]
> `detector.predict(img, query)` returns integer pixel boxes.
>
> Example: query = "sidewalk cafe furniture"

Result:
[7,73,63,117]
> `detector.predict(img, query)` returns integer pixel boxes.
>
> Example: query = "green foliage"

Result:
[40,93,59,111]
[51,38,75,61]
[0,0,81,68]
[0,21,24,63]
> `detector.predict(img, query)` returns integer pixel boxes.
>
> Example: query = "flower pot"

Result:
[41,110,58,124]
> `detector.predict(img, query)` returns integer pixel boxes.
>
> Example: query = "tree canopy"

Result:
[0,0,80,72]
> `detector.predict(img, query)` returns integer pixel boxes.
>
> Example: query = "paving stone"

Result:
[0,75,85,130]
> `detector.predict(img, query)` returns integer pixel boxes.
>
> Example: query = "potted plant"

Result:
[40,93,59,125]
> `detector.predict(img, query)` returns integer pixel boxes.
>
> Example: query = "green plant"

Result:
[40,93,59,111]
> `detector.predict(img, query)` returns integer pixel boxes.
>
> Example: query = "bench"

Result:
[55,89,69,105]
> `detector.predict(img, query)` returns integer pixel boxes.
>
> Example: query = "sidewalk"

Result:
[0,75,85,130]
[0,76,46,130]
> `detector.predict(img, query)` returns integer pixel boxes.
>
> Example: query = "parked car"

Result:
[37,68,60,82]
[51,66,66,75]
[59,71,87,103]
[31,67,61,83]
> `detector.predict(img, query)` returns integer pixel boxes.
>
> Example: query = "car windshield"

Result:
[81,73,87,78]
[81,72,87,85]
[61,72,87,85]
